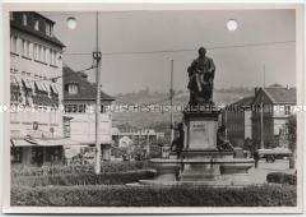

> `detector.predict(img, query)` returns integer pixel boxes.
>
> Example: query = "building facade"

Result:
[252,86,296,149]
[63,66,115,160]
[10,12,65,165]
[224,96,254,147]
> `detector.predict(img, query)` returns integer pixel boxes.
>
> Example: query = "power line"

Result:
[64,40,295,57]
[33,64,97,83]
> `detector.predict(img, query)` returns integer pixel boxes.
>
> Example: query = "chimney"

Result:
[80,73,88,79]
[254,87,260,96]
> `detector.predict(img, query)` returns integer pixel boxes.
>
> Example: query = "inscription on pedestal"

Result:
[188,120,218,150]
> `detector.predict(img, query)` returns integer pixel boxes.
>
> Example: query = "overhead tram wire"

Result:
[34,64,97,83]
[34,40,295,86]
[63,40,295,57]
[46,40,294,80]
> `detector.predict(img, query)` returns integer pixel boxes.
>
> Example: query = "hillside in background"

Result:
[112,87,254,132]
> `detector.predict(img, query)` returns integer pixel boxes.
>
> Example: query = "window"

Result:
[34,20,39,31]
[65,104,78,113]
[54,52,57,66]
[100,105,107,113]
[28,42,33,58]
[22,39,29,57]
[45,48,49,63]
[41,46,45,62]
[52,50,57,65]
[49,50,57,66]
[33,44,40,60]
[50,49,54,65]
[46,23,52,36]
[68,83,79,95]
[79,104,86,113]
[39,45,43,62]
[23,14,27,26]
[285,106,291,115]
[10,35,18,53]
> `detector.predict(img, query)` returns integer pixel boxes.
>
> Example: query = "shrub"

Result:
[11,161,150,177]
[266,172,297,185]
[11,184,297,207]
[12,169,156,187]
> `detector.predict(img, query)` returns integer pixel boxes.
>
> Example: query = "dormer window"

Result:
[65,83,79,95]
[34,20,39,31]
[46,23,53,36]
[23,14,27,26]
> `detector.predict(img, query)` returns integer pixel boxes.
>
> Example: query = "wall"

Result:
[68,107,112,145]
[10,27,63,140]
[226,108,245,147]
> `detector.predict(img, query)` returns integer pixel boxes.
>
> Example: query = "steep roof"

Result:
[63,66,115,102]
[10,12,65,48]
[264,87,296,104]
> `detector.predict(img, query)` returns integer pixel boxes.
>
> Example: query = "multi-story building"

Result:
[252,86,296,149]
[63,66,115,161]
[10,12,65,165]
[224,96,254,147]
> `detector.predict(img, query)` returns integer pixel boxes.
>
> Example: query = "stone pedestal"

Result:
[184,110,219,151]
[181,163,221,181]
[146,108,254,186]
[180,109,223,182]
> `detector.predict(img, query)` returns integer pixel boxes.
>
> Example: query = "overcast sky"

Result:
[42,9,296,95]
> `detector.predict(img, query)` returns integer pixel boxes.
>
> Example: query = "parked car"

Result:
[257,147,292,163]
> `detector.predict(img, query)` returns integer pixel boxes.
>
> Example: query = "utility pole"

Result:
[170,59,174,143]
[263,64,266,88]
[224,106,228,140]
[146,131,150,157]
[260,102,264,149]
[94,11,102,174]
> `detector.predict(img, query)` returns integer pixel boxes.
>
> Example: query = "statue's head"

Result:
[198,47,207,57]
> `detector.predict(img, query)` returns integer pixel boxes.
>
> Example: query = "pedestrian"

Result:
[253,150,259,168]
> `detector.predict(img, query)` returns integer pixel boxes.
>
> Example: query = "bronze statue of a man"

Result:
[187,47,215,105]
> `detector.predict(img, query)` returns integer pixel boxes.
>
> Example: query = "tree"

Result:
[286,114,297,169]
[287,115,297,151]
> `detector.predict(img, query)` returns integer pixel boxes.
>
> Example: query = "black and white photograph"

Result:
[1,2,304,213]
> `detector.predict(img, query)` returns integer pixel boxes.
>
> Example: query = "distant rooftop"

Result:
[63,66,114,102]
[264,87,296,104]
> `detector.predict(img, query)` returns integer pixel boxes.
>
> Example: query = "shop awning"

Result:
[11,139,37,147]
[35,81,48,93]
[33,138,83,147]
[11,138,83,147]
[42,82,49,92]
[50,83,59,94]
[22,79,34,90]
[10,75,22,86]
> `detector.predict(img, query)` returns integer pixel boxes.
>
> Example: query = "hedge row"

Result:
[12,170,156,187]
[12,161,150,176]
[266,172,297,185]
[11,184,297,207]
